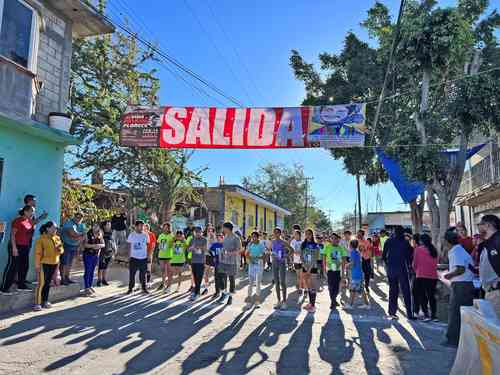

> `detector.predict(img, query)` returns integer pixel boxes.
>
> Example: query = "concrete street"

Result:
[0,266,457,374]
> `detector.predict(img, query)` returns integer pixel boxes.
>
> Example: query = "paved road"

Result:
[0,266,457,374]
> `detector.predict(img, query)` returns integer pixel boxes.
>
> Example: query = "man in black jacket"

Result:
[382,226,415,320]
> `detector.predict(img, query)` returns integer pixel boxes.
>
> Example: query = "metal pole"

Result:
[357,174,362,232]
[304,177,313,228]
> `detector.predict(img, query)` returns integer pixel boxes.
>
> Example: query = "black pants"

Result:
[129,257,147,291]
[191,263,205,295]
[218,272,235,293]
[327,270,341,304]
[35,264,57,305]
[447,281,474,346]
[414,277,438,318]
[388,273,413,317]
[362,258,372,292]
[214,267,222,293]
[1,244,30,292]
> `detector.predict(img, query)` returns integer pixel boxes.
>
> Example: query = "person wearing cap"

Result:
[477,215,500,315]
[126,220,150,295]
[60,212,86,285]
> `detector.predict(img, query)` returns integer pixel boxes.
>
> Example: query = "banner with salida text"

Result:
[120,104,367,149]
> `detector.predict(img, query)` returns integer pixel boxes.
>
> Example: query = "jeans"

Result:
[35,264,57,305]
[191,263,205,295]
[248,263,263,297]
[273,261,287,301]
[129,257,147,291]
[446,281,474,345]
[83,253,98,289]
[327,270,341,304]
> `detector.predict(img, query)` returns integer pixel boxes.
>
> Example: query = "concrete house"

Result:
[0,0,113,275]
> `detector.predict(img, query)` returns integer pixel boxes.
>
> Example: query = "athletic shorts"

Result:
[350,279,363,292]
[303,267,318,274]
[294,263,302,270]
[171,262,185,268]
[98,256,112,270]
[60,244,78,266]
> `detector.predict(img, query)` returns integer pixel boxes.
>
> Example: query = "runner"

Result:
[317,234,325,282]
[290,230,303,295]
[271,227,292,310]
[262,232,272,272]
[97,220,116,287]
[301,229,321,313]
[344,239,370,309]
[244,231,265,310]
[170,231,188,293]
[126,221,149,295]
[372,233,382,271]
[144,223,156,289]
[209,233,224,298]
[203,226,217,295]
[357,230,373,295]
[324,233,348,309]
[218,222,241,306]
[157,223,174,293]
[188,227,208,301]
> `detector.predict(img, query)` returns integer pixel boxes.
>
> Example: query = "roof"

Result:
[45,0,115,37]
[214,184,292,216]
[0,112,80,145]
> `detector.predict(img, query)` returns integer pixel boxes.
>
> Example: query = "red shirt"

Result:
[147,231,156,254]
[12,217,34,246]
[412,245,438,279]
[459,236,474,254]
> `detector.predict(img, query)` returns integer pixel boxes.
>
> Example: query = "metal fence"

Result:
[459,147,500,195]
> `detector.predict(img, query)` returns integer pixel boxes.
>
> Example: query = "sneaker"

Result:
[280,303,288,310]
[227,295,233,306]
[157,283,164,291]
[126,289,133,295]
[423,317,432,322]
[389,314,399,320]
[298,289,303,296]
[190,293,197,301]
[218,293,227,305]
[164,286,171,294]
[17,286,31,292]
[33,304,42,311]
[212,292,220,299]
[343,304,353,310]
[243,303,253,311]
[274,302,282,310]
[42,302,52,309]
[96,280,102,287]
[90,288,96,294]
[202,288,209,296]
[102,280,109,286]
[142,289,150,295]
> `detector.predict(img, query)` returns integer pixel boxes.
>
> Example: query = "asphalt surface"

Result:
[0,266,457,374]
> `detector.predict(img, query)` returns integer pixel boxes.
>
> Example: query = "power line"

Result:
[183,0,255,106]
[83,0,244,107]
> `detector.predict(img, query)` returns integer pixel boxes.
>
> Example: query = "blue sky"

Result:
[103,0,493,224]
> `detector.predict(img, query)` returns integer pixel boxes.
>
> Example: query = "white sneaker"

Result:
[42,302,52,309]
[164,286,171,294]
[33,304,42,311]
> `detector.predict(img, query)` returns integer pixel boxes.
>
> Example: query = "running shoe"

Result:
[96,280,102,287]
[157,283,164,291]
[164,286,171,294]
[202,288,209,296]
[126,289,133,295]
[243,303,253,311]
[33,304,42,312]
[217,293,227,305]
[274,302,282,310]
[102,280,109,286]
[142,289,150,295]
[227,295,233,305]
[42,302,52,309]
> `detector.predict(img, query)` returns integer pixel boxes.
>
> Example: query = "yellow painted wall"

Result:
[246,201,256,235]
[224,193,244,230]
[258,206,265,231]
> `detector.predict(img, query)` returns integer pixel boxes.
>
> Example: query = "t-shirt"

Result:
[290,239,302,264]
[480,231,500,289]
[102,231,116,258]
[350,249,363,281]
[208,242,223,267]
[147,231,156,255]
[324,244,348,272]
[171,240,188,264]
[272,240,288,263]
[412,245,438,279]
[12,217,34,246]
[189,236,208,264]
[220,233,241,265]
[301,240,320,270]
[111,214,127,231]
[61,219,86,247]
[127,231,149,259]
[358,239,372,260]
[157,233,174,259]
[448,244,474,283]
[248,242,265,265]
[459,236,475,254]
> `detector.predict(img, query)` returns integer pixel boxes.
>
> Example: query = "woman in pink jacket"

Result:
[412,234,439,322]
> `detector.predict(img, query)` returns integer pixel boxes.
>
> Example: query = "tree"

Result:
[311,209,332,233]
[242,163,312,229]
[69,2,204,220]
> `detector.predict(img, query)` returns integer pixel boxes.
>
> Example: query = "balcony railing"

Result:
[459,147,500,195]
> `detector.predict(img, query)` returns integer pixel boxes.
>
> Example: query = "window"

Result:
[0,0,37,70]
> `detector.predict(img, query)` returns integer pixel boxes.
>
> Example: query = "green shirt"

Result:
[324,244,348,272]
[171,239,188,264]
[157,233,174,259]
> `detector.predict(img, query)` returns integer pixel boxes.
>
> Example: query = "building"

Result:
[367,210,456,234]
[171,185,291,236]
[0,1,113,276]
[455,141,500,235]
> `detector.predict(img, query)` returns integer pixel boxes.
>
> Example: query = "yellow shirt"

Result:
[35,234,64,267]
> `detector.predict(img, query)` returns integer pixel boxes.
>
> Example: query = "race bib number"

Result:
[175,246,182,255]
[133,242,142,250]
[160,240,167,251]
[194,248,202,255]
[306,254,311,263]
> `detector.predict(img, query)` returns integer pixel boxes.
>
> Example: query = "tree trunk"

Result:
[426,187,440,249]
[409,192,425,234]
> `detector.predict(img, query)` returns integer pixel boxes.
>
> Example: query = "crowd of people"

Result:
[1,197,499,350]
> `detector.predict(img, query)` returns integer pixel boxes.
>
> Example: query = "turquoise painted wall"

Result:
[0,124,65,281]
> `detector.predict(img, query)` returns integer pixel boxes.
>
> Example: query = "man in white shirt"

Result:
[443,228,475,347]
[478,215,500,315]
[126,220,150,295]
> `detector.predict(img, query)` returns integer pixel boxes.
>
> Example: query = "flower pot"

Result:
[48,112,72,132]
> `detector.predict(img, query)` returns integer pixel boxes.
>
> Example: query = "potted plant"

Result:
[48,112,72,132]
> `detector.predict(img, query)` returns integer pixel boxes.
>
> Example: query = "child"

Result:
[126,221,150,295]
[271,227,292,310]
[34,222,64,311]
[144,223,156,289]
[344,239,370,309]
[157,223,174,293]
[290,230,303,294]
[170,230,188,292]
[83,224,105,296]
[209,233,224,298]
[97,220,117,287]
[188,227,208,301]
[244,231,265,310]
[301,229,321,313]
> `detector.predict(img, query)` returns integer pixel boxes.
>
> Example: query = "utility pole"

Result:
[356,174,362,232]
[354,203,357,232]
[304,177,313,228]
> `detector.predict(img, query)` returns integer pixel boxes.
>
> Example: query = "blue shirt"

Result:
[272,240,287,263]
[248,242,265,264]
[61,219,86,247]
[209,242,223,266]
[350,249,363,281]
